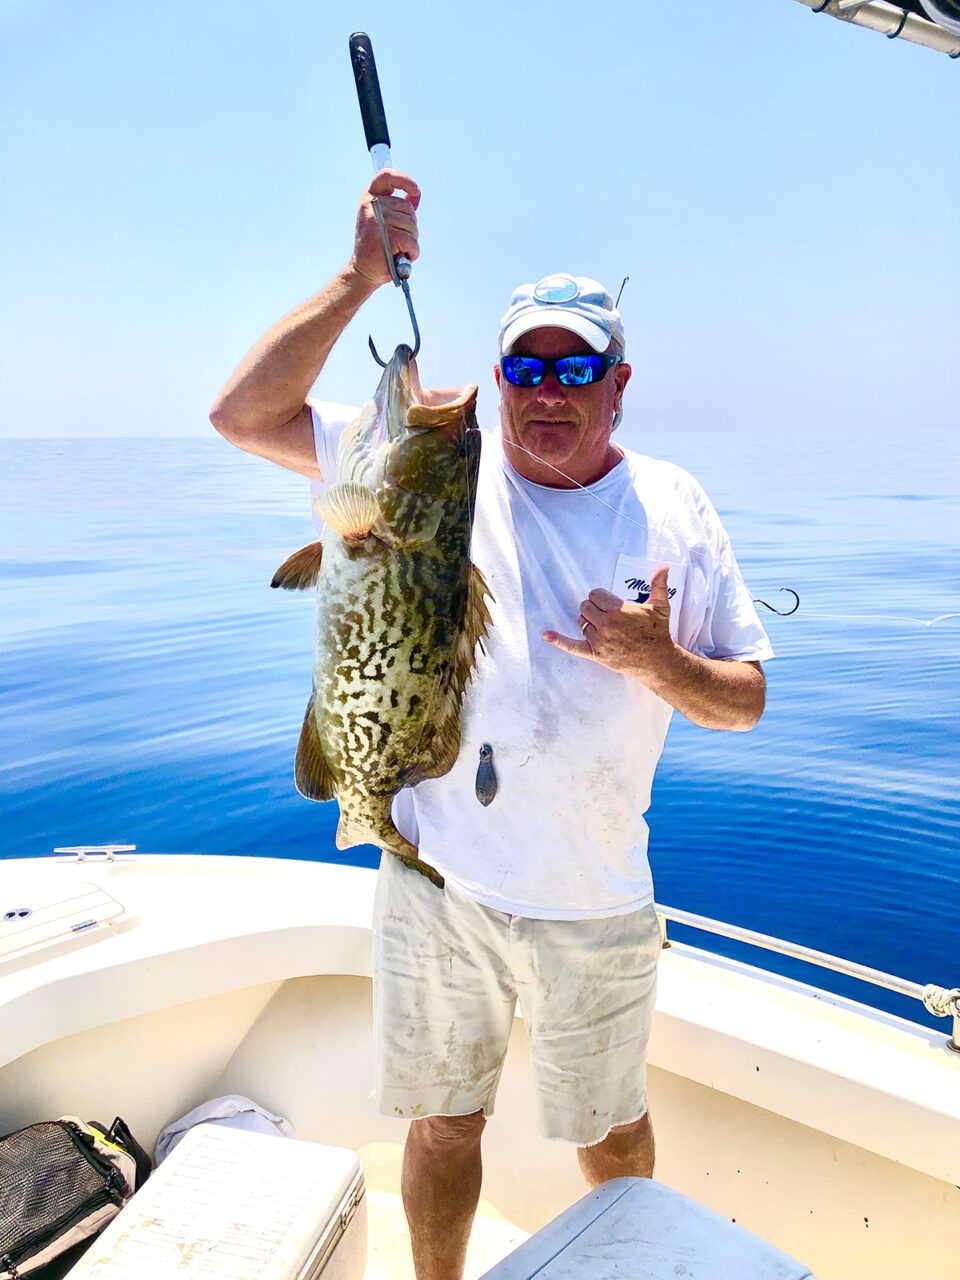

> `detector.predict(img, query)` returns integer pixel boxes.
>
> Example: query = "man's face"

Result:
[493,326,631,488]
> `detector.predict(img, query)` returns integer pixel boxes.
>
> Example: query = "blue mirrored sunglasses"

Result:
[500,353,622,388]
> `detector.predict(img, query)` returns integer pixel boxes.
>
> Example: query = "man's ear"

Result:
[493,362,501,390]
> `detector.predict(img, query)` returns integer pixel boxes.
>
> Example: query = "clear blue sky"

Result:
[1,0,957,438]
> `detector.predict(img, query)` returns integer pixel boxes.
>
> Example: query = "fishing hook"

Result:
[368,196,421,367]
[753,588,800,616]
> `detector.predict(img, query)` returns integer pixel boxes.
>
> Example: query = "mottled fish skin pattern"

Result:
[311,345,487,887]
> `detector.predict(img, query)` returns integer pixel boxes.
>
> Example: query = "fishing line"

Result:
[505,440,652,531]
[792,611,959,627]
[501,440,958,628]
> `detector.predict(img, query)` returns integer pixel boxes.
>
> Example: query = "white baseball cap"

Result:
[498,273,625,355]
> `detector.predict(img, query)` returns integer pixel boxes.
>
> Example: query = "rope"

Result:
[922,984,960,1018]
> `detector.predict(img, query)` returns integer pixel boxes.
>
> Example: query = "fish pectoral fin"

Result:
[313,482,381,543]
[294,698,337,802]
[271,541,323,590]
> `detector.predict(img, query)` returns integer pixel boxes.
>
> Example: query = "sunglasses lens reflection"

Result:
[502,355,610,387]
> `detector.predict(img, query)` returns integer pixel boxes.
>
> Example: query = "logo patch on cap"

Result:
[533,274,580,304]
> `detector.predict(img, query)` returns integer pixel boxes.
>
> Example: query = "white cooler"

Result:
[479,1177,815,1280]
[68,1123,366,1279]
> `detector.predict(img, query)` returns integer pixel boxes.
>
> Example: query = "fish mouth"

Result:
[407,381,479,428]
[383,345,478,433]
[381,345,414,436]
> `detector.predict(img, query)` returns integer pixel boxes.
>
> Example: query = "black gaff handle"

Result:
[349,33,390,153]
[348,30,413,294]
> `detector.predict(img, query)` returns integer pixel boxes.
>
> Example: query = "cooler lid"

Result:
[69,1123,365,1279]
[480,1177,814,1280]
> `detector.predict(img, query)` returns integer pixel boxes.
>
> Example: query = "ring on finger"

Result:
[578,616,593,637]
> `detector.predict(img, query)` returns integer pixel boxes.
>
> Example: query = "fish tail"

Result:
[339,801,445,890]
[376,817,445,889]
[336,801,443,887]
[390,849,445,891]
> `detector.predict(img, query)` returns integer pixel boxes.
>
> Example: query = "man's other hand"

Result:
[542,563,674,680]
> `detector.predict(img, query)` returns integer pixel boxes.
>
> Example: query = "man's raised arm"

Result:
[209,170,420,479]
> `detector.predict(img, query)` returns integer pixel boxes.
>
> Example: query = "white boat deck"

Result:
[367,1190,524,1280]
[359,1145,529,1280]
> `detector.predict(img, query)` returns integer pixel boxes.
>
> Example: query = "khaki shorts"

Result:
[371,852,661,1147]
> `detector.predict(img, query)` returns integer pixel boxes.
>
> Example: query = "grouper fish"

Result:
[272,345,492,888]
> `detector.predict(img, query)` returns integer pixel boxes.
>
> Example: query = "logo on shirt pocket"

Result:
[614,555,687,642]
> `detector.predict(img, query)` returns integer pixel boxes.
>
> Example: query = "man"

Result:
[210,169,774,1280]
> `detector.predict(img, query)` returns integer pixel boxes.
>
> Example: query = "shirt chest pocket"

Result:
[613,554,689,644]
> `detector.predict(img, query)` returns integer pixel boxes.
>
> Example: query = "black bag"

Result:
[0,1115,152,1279]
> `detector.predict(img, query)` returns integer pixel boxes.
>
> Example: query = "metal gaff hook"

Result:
[753,588,800,616]
[367,198,421,368]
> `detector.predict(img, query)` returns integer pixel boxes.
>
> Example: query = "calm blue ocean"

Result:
[1,431,957,1029]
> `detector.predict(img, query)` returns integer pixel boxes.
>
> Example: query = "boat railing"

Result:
[793,0,960,57]
[656,903,960,1055]
[35,848,960,1056]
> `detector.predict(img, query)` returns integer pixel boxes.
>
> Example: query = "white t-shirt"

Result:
[309,402,775,920]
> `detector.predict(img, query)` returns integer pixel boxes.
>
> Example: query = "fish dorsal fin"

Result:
[295,697,337,802]
[313,482,381,542]
[413,708,463,782]
[410,562,495,783]
[458,562,495,692]
[271,541,323,591]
